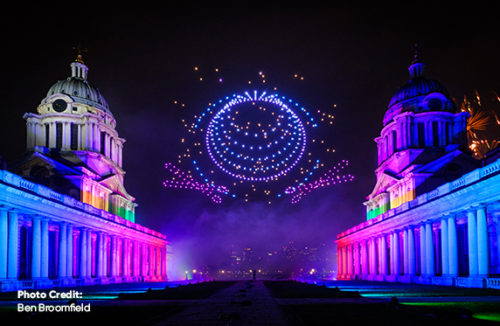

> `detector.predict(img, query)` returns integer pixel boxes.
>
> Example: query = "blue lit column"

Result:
[440,217,449,275]
[97,232,104,278]
[40,219,49,279]
[111,235,118,278]
[80,228,87,279]
[86,230,92,278]
[31,216,41,278]
[58,222,67,279]
[403,229,408,275]
[381,235,388,276]
[0,209,8,279]
[425,222,435,276]
[66,224,73,278]
[467,209,478,276]
[393,231,400,275]
[448,215,458,276]
[477,206,489,276]
[419,223,426,276]
[7,210,19,279]
[408,226,416,276]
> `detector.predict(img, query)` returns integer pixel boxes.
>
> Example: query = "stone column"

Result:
[393,231,400,275]
[66,224,73,278]
[362,240,368,276]
[408,226,416,276]
[403,229,408,275]
[347,245,353,276]
[31,217,41,278]
[156,246,161,277]
[150,245,155,277]
[86,230,92,278]
[125,239,130,277]
[477,206,489,276]
[7,211,19,279]
[448,216,458,276]
[58,223,67,278]
[341,246,347,276]
[381,235,388,275]
[440,218,449,275]
[419,224,426,276]
[467,209,478,276]
[0,209,8,279]
[370,238,377,275]
[354,242,360,276]
[40,219,49,279]
[80,228,87,278]
[425,222,435,276]
[110,235,116,277]
[97,232,104,278]
[336,247,341,277]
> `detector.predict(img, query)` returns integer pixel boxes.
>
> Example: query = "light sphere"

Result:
[205,91,307,182]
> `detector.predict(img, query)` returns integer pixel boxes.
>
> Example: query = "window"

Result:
[417,123,425,147]
[109,137,113,160]
[45,124,50,147]
[432,121,439,147]
[100,132,106,155]
[392,130,397,153]
[445,122,451,145]
[56,122,62,149]
[70,123,78,150]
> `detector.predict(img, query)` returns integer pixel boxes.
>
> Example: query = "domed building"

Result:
[0,54,167,291]
[336,49,500,289]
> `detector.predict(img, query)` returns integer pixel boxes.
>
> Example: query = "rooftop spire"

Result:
[72,43,88,64]
[411,43,421,64]
[408,43,424,80]
[70,44,89,80]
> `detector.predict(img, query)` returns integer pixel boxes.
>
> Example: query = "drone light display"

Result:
[164,88,353,204]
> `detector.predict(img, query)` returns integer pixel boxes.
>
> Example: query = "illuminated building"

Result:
[336,50,500,288]
[0,54,167,292]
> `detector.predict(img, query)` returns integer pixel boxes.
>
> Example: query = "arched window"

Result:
[392,130,397,153]
[417,123,425,147]
[445,122,451,145]
[432,121,439,147]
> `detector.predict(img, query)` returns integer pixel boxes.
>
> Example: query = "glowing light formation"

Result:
[205,91,307,181]
[162,162,228,203]
[284,160,354,203]
[164,87,352,204]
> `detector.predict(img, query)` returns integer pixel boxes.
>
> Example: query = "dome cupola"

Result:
[43,53,112,117]
[383,45,455,126]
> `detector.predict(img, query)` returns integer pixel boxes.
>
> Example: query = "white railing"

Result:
[486,278,500,289]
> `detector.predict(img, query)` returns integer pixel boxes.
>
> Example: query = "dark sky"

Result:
[1,3,499,278]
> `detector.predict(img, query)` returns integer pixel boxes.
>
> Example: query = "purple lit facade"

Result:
[336,53,500,289]
[0,55,167,292]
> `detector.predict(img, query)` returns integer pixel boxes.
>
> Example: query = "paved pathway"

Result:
[153,281,288,326]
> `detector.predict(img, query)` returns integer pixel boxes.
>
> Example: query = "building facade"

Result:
[0,54,167,292]
[336,52,500,289]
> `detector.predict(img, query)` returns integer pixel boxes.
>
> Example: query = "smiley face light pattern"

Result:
[164,89,352,204]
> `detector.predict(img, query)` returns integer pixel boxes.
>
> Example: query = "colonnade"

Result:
[337,205,493,283]
[0,207,167,290]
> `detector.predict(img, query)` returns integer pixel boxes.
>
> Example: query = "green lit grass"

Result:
[402,302,500,322]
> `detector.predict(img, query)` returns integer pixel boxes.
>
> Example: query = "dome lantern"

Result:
[408,43,424,79]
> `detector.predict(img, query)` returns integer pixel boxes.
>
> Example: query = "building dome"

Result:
[388,77,451,108]
[383,53,455,126]
[43,55,113,117]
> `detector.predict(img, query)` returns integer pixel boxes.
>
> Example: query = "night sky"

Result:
[2,3,499,278]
